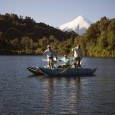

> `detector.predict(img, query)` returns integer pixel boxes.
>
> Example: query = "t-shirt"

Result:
[72,47,82,58]
[60,57,70,65]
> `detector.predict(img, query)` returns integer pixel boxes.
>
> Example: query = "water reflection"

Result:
[34,77,81,114]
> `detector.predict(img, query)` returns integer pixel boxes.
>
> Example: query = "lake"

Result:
[0,56,115,115]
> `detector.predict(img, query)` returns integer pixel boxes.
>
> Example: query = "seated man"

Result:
[58,55,70,68]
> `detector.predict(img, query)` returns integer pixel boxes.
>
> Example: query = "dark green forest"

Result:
[0,13,115,57]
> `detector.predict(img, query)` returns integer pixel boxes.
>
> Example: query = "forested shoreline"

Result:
[0,13,115,57]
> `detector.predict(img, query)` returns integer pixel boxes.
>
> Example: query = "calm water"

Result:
[0,56,115,115]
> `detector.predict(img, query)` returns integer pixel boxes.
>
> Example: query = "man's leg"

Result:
[74,58,77,68]
[50,58,54,68]
[78,57,81,67]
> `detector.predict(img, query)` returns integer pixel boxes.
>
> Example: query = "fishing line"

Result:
[0,26,56,46]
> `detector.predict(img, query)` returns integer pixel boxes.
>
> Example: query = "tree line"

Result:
[0,13,77,55]
[0,13,115,57]
[74,17,115,57]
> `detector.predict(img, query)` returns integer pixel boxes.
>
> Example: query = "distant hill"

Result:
[59,16,92,35]
[0,13,77,41]
[0,14,115,57]
[0,13,78,55]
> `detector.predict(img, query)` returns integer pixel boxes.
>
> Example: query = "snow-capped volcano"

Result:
[59,16,92,35]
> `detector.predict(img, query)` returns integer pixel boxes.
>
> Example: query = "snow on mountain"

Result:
[59,16,92,35]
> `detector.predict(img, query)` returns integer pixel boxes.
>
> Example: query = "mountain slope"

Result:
[59,16,92,35]
[0,13,77,41]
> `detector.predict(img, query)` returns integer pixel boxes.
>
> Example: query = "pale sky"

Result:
[0,0,115,27]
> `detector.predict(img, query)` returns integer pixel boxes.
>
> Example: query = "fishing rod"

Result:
[0,26,55,46]
[0,27,35,47]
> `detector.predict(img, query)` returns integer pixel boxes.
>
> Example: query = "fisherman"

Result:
[58,55,70,68]
[72,44,83,67]
[44,45,57,68]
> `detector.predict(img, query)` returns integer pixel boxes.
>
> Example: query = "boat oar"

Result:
[61,67,70,74]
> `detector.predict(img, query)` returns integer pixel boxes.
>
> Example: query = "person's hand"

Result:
[53,59,57,63]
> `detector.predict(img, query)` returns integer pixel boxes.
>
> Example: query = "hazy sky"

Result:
[0,0,115,27]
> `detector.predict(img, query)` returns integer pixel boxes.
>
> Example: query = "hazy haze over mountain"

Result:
[59,16,92,35]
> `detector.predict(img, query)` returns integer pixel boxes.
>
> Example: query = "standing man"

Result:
[72,44,83,67]
[44,45,57,68]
